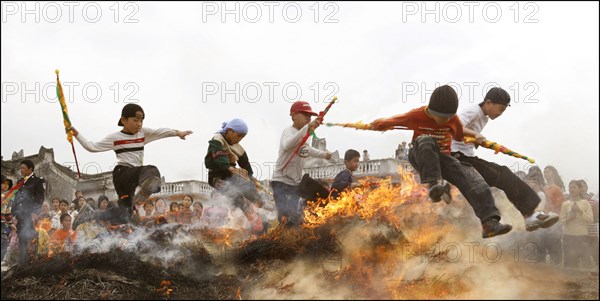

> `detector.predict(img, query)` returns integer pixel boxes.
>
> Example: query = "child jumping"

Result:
[370,85,512,238]
[69,103,193,224]
[204,118,264,231]
[451,87,559,232]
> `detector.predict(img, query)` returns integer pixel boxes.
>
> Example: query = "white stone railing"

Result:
[161,183,185,195]
[153,181,214,198]
[304,158,413,181]
[198,182,215,196]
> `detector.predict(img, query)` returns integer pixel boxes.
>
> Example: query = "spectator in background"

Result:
[143,201,155,217]
[178,195,193,224]
[11,159,46,263]
[192,201,204,224]
[544,165,565,214]
[155,199,167,216]
[71,191,83,215]
[578,179,599,267]
[539,165,565,265]
[560,180,594,268]
[48,213,76,256]
[97,195,109,212]
[41,201,51,216]
[330,149,361,200]
[362,150,370,161]
[395,142,407,160]
[51,199,71,230]
[86,198,96,210]
[167,202,180,223]
[49,197,61,220]
[515,170,527,181]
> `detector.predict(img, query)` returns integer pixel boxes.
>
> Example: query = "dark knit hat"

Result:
[117,104,145,126]
[427,85,458,118]
[484,87,511,106]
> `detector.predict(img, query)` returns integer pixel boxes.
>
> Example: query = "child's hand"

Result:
[176,130,193,140]
[324,152,332,160]
[370,119,393,131]
[474,133,486,144]
[229,167,249,181]
[308,119,321,132]
[67,126,79,136]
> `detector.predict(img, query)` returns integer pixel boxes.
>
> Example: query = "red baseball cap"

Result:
[290,101,318,116]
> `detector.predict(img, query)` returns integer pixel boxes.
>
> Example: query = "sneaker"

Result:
[428,180,452,204]
[482,218,513,238]
[525,211,559,231]
[134,176,162,204]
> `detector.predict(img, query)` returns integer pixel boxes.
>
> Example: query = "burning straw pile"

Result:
[1,227,240,300]
[3,167,597,300]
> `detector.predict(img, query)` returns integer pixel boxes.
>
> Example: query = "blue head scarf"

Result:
[217,118,248,134]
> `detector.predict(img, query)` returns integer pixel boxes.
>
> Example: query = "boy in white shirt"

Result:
[272,101,332,227]
[451,87,558,231]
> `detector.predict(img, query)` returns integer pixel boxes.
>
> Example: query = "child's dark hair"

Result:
[428,85,459,117]
[59,199,69,207]
[544,165,565,192]
[97,195,109,207]
[20,159,35,171]
[60,213,71,222]
[344,149,360,161]
[2,177,13,190]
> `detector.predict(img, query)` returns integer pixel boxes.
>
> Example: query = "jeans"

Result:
[452,151,540,217]
[409,136,500,224]
[271,181,302,227]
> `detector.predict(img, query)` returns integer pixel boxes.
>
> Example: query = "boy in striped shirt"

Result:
[69,104,192,224]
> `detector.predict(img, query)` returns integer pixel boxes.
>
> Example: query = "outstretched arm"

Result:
[68,126,114,153]
[144,128,193,143]
[370,113,409,131]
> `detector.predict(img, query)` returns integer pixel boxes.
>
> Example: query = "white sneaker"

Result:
[525,211,559,231]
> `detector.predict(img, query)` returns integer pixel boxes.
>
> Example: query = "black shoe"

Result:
[482,218,512,238]
[428,180,452,204]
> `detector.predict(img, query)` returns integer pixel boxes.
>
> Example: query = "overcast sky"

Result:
[2,2,598,193]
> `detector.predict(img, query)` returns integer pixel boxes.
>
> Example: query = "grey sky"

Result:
[2,2,598,193]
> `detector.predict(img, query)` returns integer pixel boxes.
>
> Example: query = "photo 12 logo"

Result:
[400,2,539,23]
[201,81,339,104]
[1,1,139,23]
[400,241,541,264]
[2,81,140,104]
[401,82,539,104]
[201,1,339,23]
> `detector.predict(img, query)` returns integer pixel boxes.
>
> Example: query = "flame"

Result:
[197,228,237,247]
[303,166,428,230]
[156,280,174,299]
[236,286,242,300]
[35,217,52,232]
[301,166,460,295]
